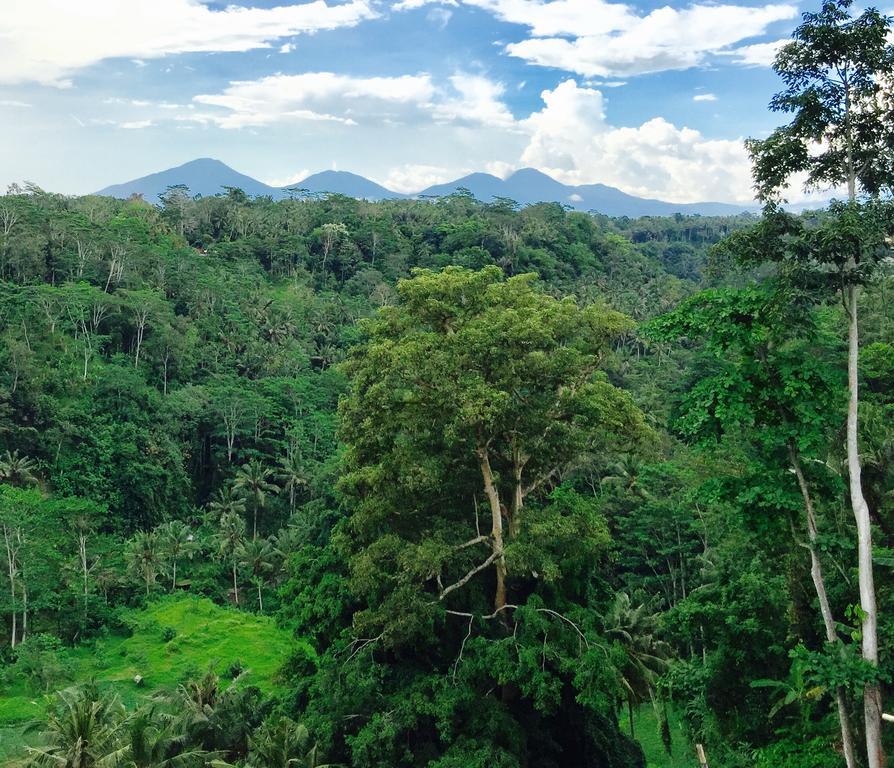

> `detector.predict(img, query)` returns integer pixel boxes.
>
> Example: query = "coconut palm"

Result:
[272,524,303,562]
[236,537,279,613]
[275,451,307,514]
[119,706,209,768]
[247,716,342,768]
[600,455,649,498]
[26,685,127,768]
[156,520,199,591]
[126,531,161,597]
[214,512,246,605]
[0,449,39,487]
[207,486,246,523]
[234,460,278,539]
[603,592,671,739]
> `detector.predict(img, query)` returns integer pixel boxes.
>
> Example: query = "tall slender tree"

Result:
[746,4,894,763]
[234,461,279,540]
[214,512,246,606]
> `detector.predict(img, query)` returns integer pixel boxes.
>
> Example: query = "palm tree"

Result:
[26,685,127,768]
[234,460,278,539]
[119,706,209,768]
[156,521,199,591]
[0,449,38,487]
[247,716,342,768]
[603,592,671,739]
[236,537,278,613]
[600,455,648,498]
[214,512,246,606]
[273,524,302,561]
[275,451,307,514]
[207,486,246,523]
[126,531,161,597]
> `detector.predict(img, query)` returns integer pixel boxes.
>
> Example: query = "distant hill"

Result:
[296,170,400,200]
[96,158,754,216]
[96,158,281,203]
[421,168,751,216]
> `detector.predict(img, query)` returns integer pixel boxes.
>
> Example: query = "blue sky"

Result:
[0,0,839,202]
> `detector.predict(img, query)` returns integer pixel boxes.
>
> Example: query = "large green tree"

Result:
[315,266,648,767]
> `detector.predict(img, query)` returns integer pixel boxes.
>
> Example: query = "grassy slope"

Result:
[619,704,694,768]
[0,595,306,763]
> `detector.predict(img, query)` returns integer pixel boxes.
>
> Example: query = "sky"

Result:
[0,0,856,203]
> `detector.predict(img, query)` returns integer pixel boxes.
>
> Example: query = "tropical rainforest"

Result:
[1,1,894,766]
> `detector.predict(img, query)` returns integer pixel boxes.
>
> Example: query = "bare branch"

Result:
[438,549,502,601]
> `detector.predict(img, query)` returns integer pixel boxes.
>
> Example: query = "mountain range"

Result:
[96,157,754,218]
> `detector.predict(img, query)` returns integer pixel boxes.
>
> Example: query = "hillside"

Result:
[0,595,302,764]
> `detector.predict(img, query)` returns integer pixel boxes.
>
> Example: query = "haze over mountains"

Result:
[97,158,754,218]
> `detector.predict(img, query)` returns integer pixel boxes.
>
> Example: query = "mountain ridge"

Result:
[95,157,754,217]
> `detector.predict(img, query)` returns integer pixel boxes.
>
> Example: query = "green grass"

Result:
[0,595,308,765]
[70,594,303,695]
[619,703,695,768]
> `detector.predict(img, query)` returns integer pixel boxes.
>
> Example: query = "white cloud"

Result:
[0,100,32,108]
[192,72,434,128]
[506,3,796,77]
[280,42,296,53]
[120,119,154,129]
[693,93,717,102]
[0,0,378,86]
[431,74,516,127]
[264,169,311,187]
[189,71,515,130]
[393,0,457,10]
[519,79,754,203]
[426,7,453,28]
[484,160,517,178]
[729,39,787,66]
[394,0,796,78]
[381,164,469,192]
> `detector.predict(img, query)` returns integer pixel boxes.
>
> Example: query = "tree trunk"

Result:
[846,284,884,768]
[21,581,27,642]
[628,695,635,739]
[172,560,177,592]
[478,448,506,613]
[257,581,263,613]
[509,460,523,540]
[3,525,16,648]
[80,532,89,626]
[232,562,240,606]
[790,447,857,768]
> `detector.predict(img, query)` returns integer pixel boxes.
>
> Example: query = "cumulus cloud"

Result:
[190,72,433,128]
[519,80,754,203]
[693,93,717,102]
[729,39,787,66]
[188,71,757,202]
[381,164,470,192]
[0,0,378,87]
[505,3,796,77]
[431,74,516,127]
[394,0,796,77]
[189,71,515,130]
